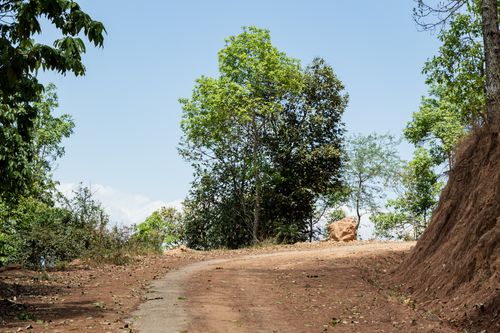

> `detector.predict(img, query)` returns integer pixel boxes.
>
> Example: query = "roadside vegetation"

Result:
[1,0,498,332]
[0,0,496,267]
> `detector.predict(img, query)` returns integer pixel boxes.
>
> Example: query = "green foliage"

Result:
[405,2,489,169]
[373,148,442,240]
[371,211,411,240]
[323,208,346,239]
[32,84,75,186]
[8,84,74,202]
[0,0,106,100]
[422,3,485,124]
[182,175,253,250]
[180,27,347,249]
[0,184,135,268]
[135,207,183,252]
[344,133,402,234]
[404,87,466,168]
[1,196,76,267]
[397,1,495,240]
[0,85,75,203]
[0,82,79,267]
[82,224,135,266]
[260,57,347,240]
[274,221,302,244]
[0,0,105,201]
[328,209,347,223]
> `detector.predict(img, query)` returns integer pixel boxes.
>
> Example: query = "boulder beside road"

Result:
[328,217,357,242]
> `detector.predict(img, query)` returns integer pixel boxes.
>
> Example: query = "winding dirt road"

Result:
[130,242,457,333]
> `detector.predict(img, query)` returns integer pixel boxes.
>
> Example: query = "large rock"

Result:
[328,217,357,242]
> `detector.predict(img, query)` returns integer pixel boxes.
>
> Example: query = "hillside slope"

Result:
[396,123,500,332]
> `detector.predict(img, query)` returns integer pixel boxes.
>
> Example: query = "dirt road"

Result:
[130,242,457,333]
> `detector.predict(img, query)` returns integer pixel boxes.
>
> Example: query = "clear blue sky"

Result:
[39,0,440,226]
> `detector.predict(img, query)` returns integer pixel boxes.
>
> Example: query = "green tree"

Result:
[373,148,442,240]
[413,0,500,122]
[180,27,347,248]
[406,2,486,170]
[64,184,108,233]
[260,57,347,243]
[0,0,105,202]
[404,87,467,170]
[1,196,74,267]
[399,1,498,241]
[344,133,401,236]
[181,26,303,243]
[135,207,183,252]
[0,84,74,264]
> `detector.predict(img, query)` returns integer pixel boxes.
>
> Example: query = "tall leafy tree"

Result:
[0,84,74,203]
[0,83,74,262]
[216,27,303,242]
[0,0,105,202]
[344,133,401,236]
[260,57,347,242]
[399,1,498,243]
[180,27,302,245]
[180,27,347,248]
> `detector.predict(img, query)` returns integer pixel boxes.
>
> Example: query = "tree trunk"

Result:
[252,116,261,243]
[413,216,418,240]
[354,177,362,238]
[309,217,313,242]
[355,205,361,238]
[481,0,500,123]
[252,169,261,243]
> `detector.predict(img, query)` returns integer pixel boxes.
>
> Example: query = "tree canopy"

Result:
[0,0,105,202]
[413,0,500,122]
[180,27,347,249]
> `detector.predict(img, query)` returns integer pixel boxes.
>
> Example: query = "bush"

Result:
[0,184,138,268]
[134,207,184,253]
[82,225,136,265]
[0,197,87,268]
[275,222,305,244]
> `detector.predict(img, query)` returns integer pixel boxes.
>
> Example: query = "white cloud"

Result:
[57,183,183,227]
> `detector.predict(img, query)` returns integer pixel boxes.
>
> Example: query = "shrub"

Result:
[134,207,184,253]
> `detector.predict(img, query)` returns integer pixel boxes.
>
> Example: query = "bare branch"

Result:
[413,0,468,31]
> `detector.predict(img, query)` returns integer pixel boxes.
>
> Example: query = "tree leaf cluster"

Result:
[1,84,74,203]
